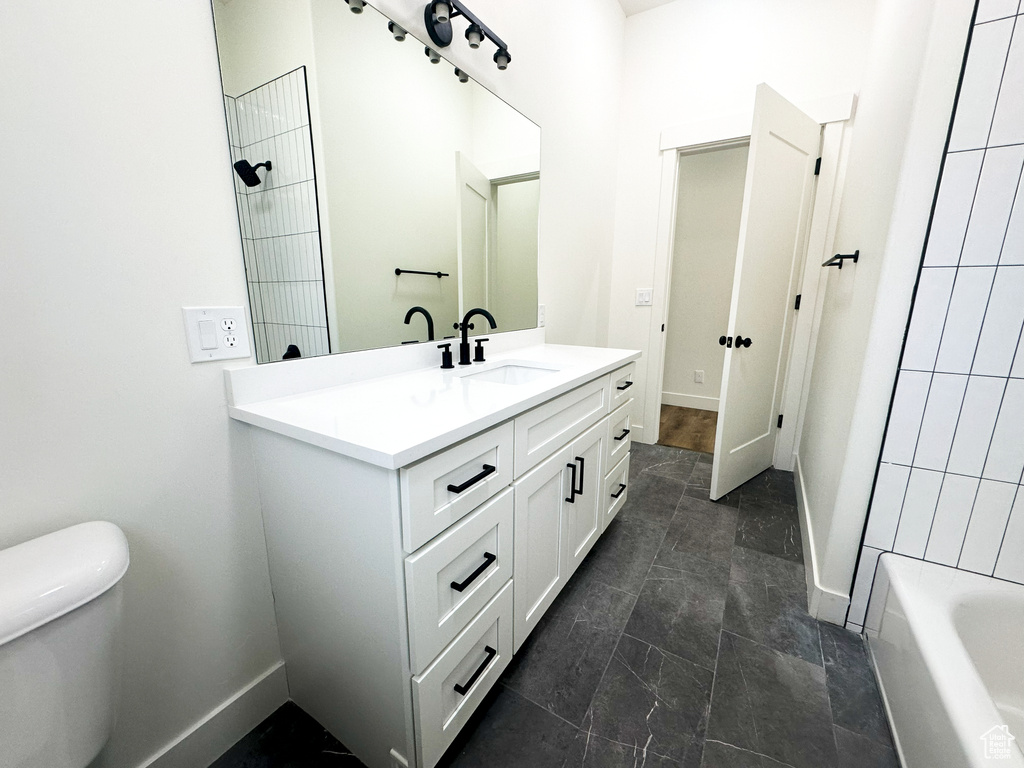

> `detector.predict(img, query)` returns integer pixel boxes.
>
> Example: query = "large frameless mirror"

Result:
[211,0,540,363]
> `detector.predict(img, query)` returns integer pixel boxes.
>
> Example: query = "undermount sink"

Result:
[458,361,560,385]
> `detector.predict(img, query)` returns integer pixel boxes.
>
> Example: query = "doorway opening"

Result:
[658,142,750,456]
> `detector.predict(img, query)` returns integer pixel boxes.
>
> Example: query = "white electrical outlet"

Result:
[538,304,546,327]
[183,307,251,362]
[694,370,705,384]
[635,289,653,306]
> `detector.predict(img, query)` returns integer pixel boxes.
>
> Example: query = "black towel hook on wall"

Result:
[823,250,860,269]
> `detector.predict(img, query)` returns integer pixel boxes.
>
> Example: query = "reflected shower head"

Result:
[233,159,272,187]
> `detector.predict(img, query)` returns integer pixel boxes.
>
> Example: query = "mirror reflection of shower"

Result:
[232,159,272,187]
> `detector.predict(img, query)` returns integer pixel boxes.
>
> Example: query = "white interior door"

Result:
[710,84,820,500]
[455,152,492,319]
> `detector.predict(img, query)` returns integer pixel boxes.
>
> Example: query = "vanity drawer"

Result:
[514,376,610,478]
[605,400,632,470]
[401,422,514,553]
[604,453,630,528]
[609,362,636,413]
[412,581,513,768]
[405,488,513,674]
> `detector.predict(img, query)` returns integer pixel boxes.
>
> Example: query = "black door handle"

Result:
[453,645,497,695]
[565,461,578,503]
[447,464,496,493]
[574,456,585,495]
[719,336,733,348]
[610,483,626,499]
[450,552,496,592]
[735,336,752,348]
[616,380,634,391]
[614,428,630,442]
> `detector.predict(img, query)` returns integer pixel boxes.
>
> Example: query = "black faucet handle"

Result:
[474,338,490,363]
[437,342,454,369]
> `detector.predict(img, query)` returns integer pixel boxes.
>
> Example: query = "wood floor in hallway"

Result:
[658,404,717,454]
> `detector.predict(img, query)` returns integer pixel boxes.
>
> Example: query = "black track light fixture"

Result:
[423,0,510,70]
[425,46,442,63]
[455,67,469,83]
[345,0,365,13]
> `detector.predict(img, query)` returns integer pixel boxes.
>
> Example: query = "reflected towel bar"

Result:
[395,268,450,278]
[823,250,859,269]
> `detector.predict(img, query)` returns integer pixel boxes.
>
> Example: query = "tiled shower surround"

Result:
[224,67,330,362]
[849,0,1024,628]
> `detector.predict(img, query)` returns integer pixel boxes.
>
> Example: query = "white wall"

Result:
[0,2,285,767]
[607,0,878,441]
[662,145,747,412]
[847,1,1024,629]
[795,0,975,625]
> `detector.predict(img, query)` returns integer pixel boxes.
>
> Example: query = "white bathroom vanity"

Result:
[226,330,639,768]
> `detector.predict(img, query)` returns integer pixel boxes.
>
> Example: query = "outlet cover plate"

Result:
[183,307,251,362]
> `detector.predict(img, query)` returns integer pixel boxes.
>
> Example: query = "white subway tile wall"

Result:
[224,68,330,362]
[850,3,1024,628]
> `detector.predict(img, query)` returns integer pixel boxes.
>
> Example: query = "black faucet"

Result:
[454,308,497,365]
[403,306,434,342]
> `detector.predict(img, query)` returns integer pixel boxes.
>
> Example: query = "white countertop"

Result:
[228,343,640,469]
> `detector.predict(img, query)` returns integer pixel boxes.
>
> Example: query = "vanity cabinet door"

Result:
[512,443,573,651]
[604,454,630,529]
[564,419,606,578]
[605,400,632,471]
[609,362,636,413]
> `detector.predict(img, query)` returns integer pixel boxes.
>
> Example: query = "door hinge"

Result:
[814,157,822,175]
[794,294,802,310]
[777,414,784,429]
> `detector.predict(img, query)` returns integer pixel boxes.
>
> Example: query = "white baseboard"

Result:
[794,455,850,626]
[661,392,719,412]
[139,661,288,768]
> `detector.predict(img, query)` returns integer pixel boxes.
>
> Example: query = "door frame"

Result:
[643,92,855,471]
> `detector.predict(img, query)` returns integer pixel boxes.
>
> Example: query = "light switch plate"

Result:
[182,307,251,362]
[635,289,653,306]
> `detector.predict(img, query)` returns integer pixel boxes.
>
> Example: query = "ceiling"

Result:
[617,0,680,17]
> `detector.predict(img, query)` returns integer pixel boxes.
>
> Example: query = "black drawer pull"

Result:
[450,552,496,593]
[566,461,578,503]
[611,483,626,499]
[454,645,497,695]
[614,428,630,442]
[616,380,633,391]
[447,464,496,494]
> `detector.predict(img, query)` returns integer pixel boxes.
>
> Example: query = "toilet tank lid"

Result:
[0,521,129,646]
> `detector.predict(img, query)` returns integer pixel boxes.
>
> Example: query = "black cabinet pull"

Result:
[614,428,630,442]
[454,645,497,695]
[574,456,585,495]
[450,552,496,593]
[565,462,578,503]
[611,483,626,499]
[616,380,633,391]
[447,464,496,494]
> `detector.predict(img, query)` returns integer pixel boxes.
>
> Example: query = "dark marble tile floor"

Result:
[211,442,898,768]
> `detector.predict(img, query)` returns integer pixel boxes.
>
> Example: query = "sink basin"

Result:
[459,362,559,385]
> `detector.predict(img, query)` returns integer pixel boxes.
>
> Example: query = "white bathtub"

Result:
[866,553,1024,768]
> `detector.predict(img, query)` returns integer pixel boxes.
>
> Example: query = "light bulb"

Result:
[465,24,483,49]
[388,21,406,41]
[455,67,469,83]
[425,46,442,64]
[493,48,510,70]
[433,1,451,23]
[346,0,365,13]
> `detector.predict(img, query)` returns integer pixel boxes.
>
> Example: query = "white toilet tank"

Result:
[0,522,129,768]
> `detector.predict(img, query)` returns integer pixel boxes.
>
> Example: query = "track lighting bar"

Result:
[424,0,510,70]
